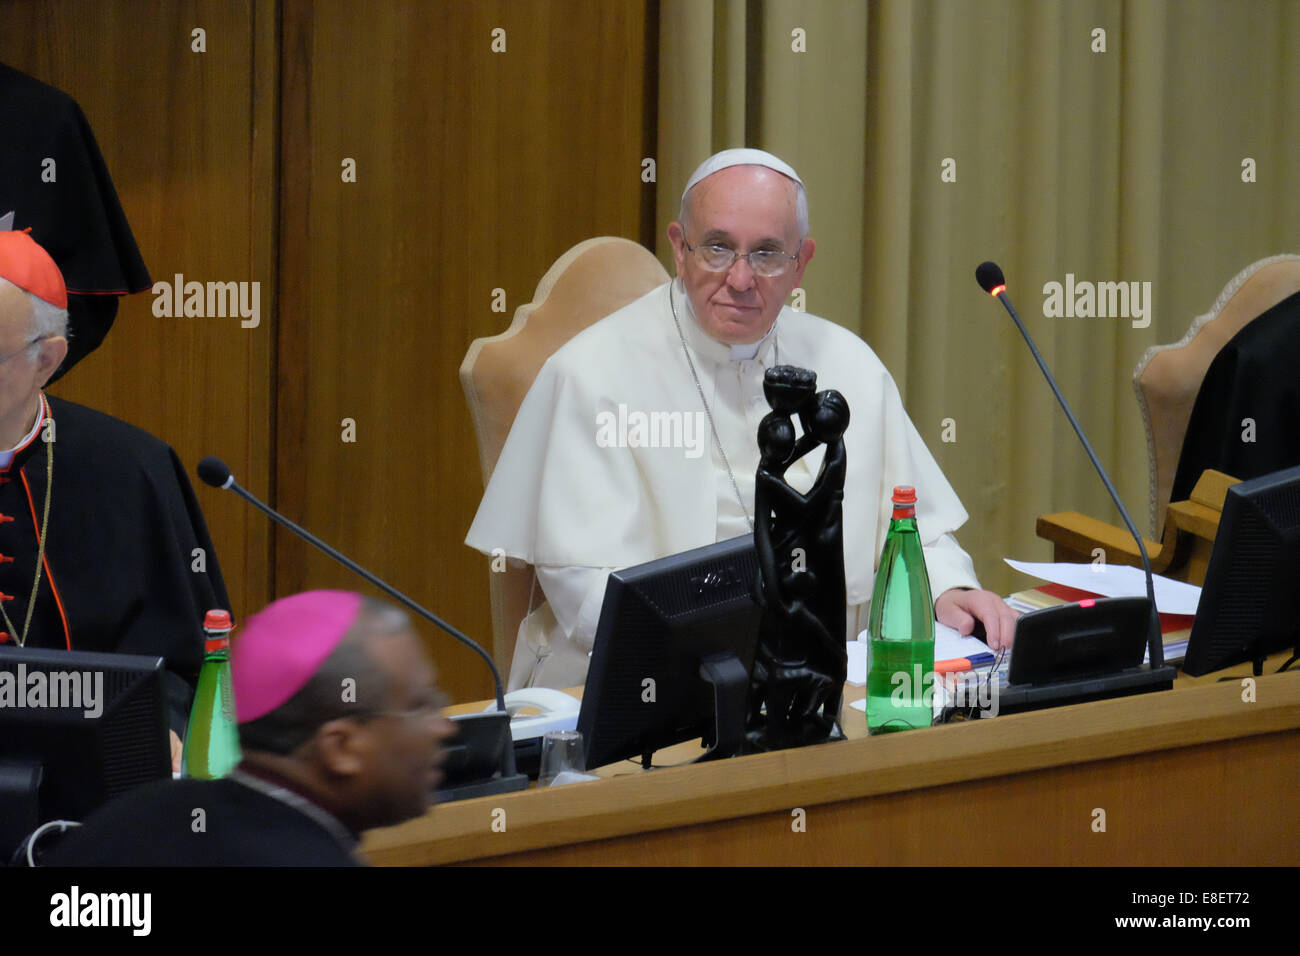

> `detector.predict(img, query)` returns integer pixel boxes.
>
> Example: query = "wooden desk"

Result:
[362,662,1299,866]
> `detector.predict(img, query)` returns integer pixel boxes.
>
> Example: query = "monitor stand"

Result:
[0,760,43,864]
[696,653,750,762]
[637,652,752,770]
[637,653,846,768]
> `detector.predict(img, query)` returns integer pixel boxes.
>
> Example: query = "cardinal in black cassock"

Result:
[0,231,228,735]
[0,62,153,379]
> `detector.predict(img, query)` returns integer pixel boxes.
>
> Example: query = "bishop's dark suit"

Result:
[43,773,361,867]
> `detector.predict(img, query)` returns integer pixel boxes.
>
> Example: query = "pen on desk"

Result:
[934,653,998,674]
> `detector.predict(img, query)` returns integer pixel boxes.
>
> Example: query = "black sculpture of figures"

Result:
[747,366,850,752]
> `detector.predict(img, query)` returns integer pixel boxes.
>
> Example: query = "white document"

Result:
[1004,559,1202,616]
[848,623,995,687]
[934,622,993,661]
[846,640,868,686]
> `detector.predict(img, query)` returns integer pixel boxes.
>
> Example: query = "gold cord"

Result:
[3,395,53,648]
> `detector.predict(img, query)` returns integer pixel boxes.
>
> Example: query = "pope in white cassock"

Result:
[467,149,1018,690]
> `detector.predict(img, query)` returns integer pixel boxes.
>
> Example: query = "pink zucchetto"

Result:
[231,590,364,723]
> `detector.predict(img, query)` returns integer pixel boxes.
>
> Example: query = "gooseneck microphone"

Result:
[197,456,527,798]
[198,457,507,709]
[975,262,1164,668]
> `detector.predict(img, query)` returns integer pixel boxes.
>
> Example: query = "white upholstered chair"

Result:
[460,237,670,675]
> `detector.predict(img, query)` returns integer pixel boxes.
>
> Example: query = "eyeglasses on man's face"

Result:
[344,686,451,724]
[683,238,803,278]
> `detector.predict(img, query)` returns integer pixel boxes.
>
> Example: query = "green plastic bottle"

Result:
[182,610,242,778]
[866,486,935,735]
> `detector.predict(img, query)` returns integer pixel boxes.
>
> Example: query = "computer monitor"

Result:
[1182,464,1300,676]
[578,534,762,771]
[0,645,170,861]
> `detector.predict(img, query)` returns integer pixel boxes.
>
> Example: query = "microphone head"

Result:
[197,456,233,489]
[976,261,1006,295]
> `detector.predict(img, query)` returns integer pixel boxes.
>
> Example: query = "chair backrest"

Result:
[462,236,671,484]
[1133,254,1300,537]
[460,237,671,673]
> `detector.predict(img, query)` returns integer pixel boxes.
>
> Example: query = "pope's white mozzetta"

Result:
[466,277,979,689]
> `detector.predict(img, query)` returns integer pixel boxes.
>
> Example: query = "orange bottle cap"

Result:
[203,609,234,631]
[892,486,917,505]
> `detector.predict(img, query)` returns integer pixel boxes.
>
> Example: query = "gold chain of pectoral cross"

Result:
[3,395,53,647]
[668,281,780,534]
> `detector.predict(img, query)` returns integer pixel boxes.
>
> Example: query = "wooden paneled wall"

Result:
[1,0,653,701]
[0,0,276,637]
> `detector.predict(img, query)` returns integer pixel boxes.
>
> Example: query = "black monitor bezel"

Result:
[0,644,170,858]
[1183,464,1300,676]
